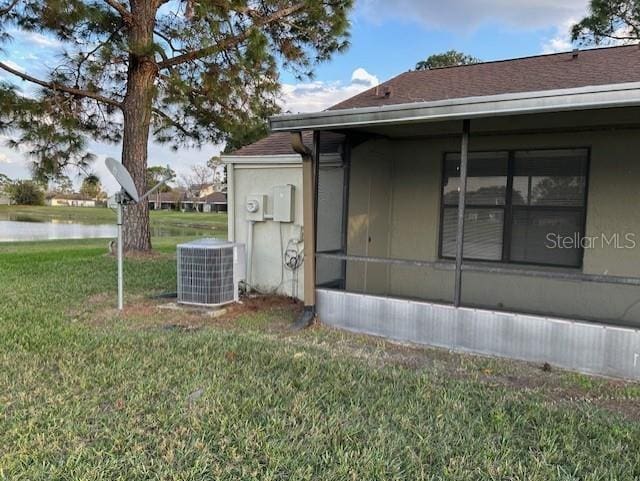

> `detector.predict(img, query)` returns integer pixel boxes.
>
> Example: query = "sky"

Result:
[0,0,590,194]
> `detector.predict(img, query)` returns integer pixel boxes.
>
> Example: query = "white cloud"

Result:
[280,67,379,113]
[0,153,10,164]
[10,29,62,48]
[351,67,378,86]
[358,0,588,31]
[541,18,578,53]
[359,0,594,55]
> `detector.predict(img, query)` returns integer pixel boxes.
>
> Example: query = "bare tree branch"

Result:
[103,0,133,24]
[154,29,184,55]
[157,3,306,69]
[0,62,123,109]
[152,107,192,137]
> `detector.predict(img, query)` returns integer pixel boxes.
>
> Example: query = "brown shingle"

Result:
[201,192,227,203]
[331,45,640,110]
[230,131,312,156]
[229,131,344,156]
[229,45,640,157]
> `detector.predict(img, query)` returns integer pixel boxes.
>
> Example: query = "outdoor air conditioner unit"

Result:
[177,239,246,307]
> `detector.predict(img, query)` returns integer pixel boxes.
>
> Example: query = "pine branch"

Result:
[103,0,133,24]
[0,0,19,16]
[152,108,193,137]
[157,3,306,70]
[0,62,123,109]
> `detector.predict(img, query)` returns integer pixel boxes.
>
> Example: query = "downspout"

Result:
[291,131,317,329]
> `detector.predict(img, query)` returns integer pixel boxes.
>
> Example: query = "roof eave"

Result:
[269,81,640,132]
[221,153,302,164]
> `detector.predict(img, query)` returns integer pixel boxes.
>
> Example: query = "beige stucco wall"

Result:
[229,162,305,300]
[346,126,640,324]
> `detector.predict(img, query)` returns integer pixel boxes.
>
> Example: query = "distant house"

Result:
[147,189,227,213]
[0,195,11,205]
[180,191,227,213]
[46,193,96,207]
[201,191,227,213]
[189,183,216,199]
[148,191,182,210]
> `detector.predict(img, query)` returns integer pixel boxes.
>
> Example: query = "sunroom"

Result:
[269,46,640,379]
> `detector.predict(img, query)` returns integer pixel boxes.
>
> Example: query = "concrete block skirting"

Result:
[316,288,640,380]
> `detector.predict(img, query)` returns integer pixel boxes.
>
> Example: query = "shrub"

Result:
[7,181,45,205]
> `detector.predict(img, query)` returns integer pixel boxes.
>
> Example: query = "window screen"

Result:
[442,152,507,261]
[441,148,588,267]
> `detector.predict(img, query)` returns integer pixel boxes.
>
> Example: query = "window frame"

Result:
[438,147,591,269]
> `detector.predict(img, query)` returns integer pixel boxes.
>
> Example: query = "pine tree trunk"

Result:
[121,1,157,252]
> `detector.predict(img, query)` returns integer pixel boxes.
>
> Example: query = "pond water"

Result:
[0,219,115,242]
[0,214,211,242]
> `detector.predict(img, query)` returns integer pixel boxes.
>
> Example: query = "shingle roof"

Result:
[331,45,640,110]
[201,192,227,203]
[150,192,181,202]
[229,131,344,156]
[229,45,640,156]
[231,131,312,156]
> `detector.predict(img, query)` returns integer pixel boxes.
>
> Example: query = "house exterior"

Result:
[148,190,227,212]
[233,45,640,380]
[223,134,308,298]
[46,193,96,207]
[223,131,344,299]
[180,191,227,212]
[148,191,183,210]
[189,183,216,199]
[201,191,227,213]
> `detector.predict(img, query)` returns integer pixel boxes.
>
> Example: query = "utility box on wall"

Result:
[273,184,294,223]
[246,194,267,222]
[223,153,305,300]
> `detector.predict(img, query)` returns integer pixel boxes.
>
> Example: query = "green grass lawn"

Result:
[1,238,640,480]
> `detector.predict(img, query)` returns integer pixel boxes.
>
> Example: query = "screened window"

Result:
[440,148,588,267]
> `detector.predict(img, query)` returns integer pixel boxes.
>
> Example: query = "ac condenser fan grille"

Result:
[177,239,244,307]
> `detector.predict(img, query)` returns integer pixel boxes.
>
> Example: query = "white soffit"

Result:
[222,154,302,164]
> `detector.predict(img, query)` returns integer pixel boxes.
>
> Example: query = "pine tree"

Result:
[0,0,353,250]
[572,0,640,45]
[415,50,480,71]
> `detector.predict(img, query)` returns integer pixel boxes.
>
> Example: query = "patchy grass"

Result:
[1,239,640,480]
[0,205,228,237]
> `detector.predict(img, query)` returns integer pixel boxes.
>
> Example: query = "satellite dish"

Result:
[105,157,139,202]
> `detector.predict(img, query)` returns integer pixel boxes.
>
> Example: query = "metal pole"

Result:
[117,192,124,310]
[301,144,317,308]
[454,119,470,307]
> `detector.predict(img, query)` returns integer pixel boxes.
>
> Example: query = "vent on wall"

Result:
[177,239,245,307]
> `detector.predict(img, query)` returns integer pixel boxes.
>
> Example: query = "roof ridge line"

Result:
[408,43,640,74]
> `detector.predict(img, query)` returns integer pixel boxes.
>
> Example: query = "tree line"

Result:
[0,172,107,206]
